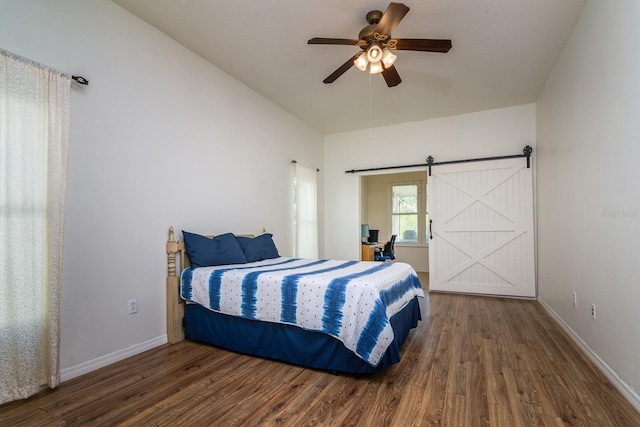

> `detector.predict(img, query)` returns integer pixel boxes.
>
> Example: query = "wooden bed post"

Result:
[166,226,185,344]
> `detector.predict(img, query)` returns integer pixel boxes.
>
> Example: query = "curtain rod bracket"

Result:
[72,75,89,85]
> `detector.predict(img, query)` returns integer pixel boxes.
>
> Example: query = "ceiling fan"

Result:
[308,2,452,87]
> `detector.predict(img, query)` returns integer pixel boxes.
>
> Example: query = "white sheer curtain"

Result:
[294,162,318,258]
[0,49,71,404]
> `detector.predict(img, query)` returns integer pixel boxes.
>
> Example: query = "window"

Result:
[293,162,318,258]
[391,181,428,245]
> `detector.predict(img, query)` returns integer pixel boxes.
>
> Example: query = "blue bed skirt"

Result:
[184,297,422,374]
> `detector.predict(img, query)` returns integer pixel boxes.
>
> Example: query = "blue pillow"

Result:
[182,231,247,267]
[236,233,280,262]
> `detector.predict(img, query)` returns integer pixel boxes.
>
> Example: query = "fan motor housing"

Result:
[359,10,384,45]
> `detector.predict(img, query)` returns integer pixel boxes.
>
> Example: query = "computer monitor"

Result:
[361,224,370,242]
[368,229,379,244]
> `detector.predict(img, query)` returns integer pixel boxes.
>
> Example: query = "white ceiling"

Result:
[112,0,586,134]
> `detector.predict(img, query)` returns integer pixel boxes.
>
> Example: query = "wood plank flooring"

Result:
[2,292,639,426]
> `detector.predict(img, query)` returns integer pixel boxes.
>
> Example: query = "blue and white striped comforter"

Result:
[181,257,424,366]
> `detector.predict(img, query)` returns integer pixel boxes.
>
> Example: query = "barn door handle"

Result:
[429,219,433,240]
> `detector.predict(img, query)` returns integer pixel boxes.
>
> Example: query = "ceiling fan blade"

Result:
[393,38,452,53]
[375,2,410,36]
[322,53,360,84]
[308,37,359,46]
[382,65,402,87]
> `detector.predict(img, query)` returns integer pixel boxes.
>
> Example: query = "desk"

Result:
[361,244,382,261]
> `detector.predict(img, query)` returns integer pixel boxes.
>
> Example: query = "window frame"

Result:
[389,180,428,246]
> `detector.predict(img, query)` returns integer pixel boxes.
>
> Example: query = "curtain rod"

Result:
[0,48,89,86]
[345,146,533,175]
[291,160,319,172]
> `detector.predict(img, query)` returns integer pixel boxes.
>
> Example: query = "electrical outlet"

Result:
[572,291,577,307]
[128,299,138,314]
[591,303,596,320]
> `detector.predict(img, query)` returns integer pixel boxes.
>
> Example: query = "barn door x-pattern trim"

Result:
[428,157,535,298]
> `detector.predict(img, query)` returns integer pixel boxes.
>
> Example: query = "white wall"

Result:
[537,0,640,405]
[0,0,323,375]
[324,104,536,261]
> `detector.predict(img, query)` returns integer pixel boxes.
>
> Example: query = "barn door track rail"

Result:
[345,145,532,175]
[426,146,532,176]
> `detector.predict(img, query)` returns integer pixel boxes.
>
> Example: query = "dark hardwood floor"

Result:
[2,292,639,426]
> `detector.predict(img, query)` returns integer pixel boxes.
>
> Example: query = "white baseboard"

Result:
[537,297,640,413]
[60,335,167,382]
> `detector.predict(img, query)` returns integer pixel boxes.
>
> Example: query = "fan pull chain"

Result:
[369,74,373,139]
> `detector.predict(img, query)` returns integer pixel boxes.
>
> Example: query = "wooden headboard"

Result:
[166,227,187,344]
[165,226,254,344]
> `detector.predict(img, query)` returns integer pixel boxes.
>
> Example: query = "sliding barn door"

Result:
[428,158,535,298]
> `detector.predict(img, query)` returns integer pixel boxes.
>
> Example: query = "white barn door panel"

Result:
[428,158,535,298]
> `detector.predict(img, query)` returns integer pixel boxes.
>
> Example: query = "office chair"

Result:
[374,235,397,261]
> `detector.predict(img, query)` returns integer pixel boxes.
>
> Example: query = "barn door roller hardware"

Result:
[426,146,532,176]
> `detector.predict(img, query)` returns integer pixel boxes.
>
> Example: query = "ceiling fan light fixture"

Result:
[369,61,384,74]
[354,52,369,71]
[381,48,397,68]
[366,44,383,63]
[308,2,452,87]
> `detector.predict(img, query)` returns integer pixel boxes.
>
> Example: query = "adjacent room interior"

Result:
[360,170,429,274]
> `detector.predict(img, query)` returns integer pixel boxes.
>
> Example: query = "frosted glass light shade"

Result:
[354,53,369,71]
[369,61,383,74]
[381,48,397,68]
[366,44,383,63]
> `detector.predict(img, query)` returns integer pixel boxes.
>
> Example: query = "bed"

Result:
[165,227,424,373]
